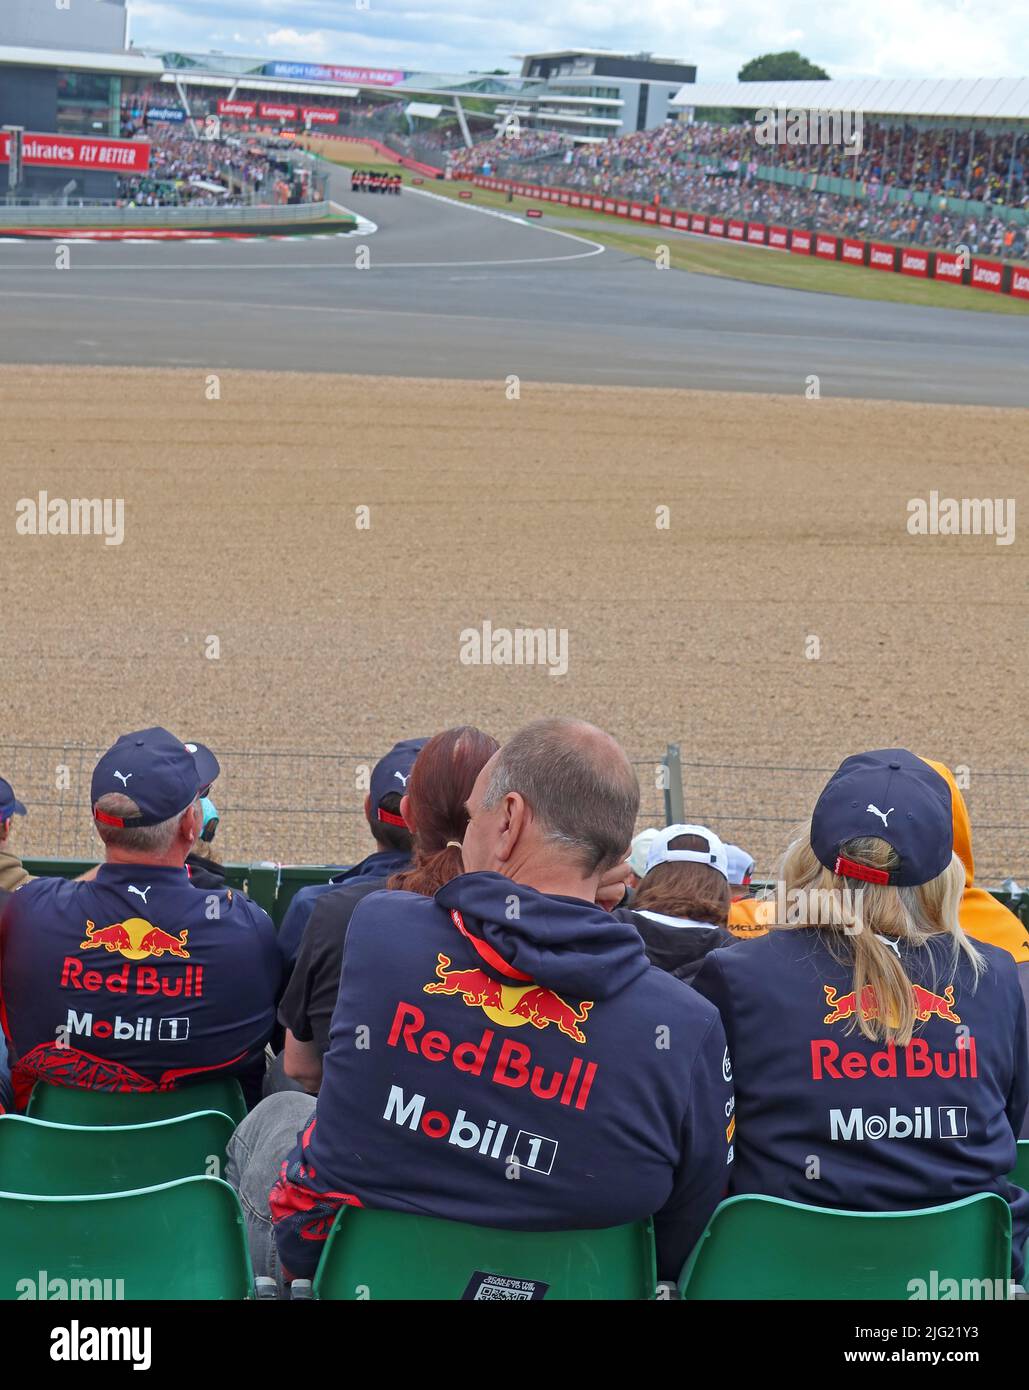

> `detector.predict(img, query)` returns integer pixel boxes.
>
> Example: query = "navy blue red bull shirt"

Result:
[693,928,1029,1279]
[0,863,282,1110]
[271,871,734,1282]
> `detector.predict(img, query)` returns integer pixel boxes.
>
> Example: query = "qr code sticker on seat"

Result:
[462,1271,549,1300]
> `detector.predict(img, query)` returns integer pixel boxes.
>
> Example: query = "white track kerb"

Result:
[404,185,607,265]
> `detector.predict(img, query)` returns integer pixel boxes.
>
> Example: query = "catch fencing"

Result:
[1,741,1023,885]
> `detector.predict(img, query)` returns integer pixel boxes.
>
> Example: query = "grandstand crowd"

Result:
[450,118,1029,260]
[0,721,1026,1296]
[115,131,278,208]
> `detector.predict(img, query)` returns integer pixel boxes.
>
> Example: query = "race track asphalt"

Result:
[0,161,1025,405]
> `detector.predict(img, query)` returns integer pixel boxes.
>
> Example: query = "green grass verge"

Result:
[404,178,1029,316]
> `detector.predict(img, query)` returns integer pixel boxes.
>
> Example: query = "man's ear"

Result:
[0,818,10,843]
[494,792,528,864]
[400,793,414,832]
[364,793,372,822]
[180,804,199,849]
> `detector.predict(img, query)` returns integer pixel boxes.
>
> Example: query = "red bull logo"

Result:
[423,954,592,1043]
[424,955,505,1010]
[80,918,190,961]
[509,986,592,1044]
[823,982,959,1026]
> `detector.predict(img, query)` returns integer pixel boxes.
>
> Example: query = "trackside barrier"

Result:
[0,203,336,229]
[10,745,1025,905]
[19,860,1029,931]
[461,175,1029,299]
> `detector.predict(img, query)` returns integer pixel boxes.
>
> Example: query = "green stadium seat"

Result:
[1012,1141,1029,1191]
[313,1207,657,1300]
[0,1176,254,1300]
[26,1077,247,1127]
[0,1112,234,1195]
[678,1193,1012,1300]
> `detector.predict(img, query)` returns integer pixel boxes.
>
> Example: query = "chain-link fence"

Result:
[1,742,1023,884]
[678,759,1027,884]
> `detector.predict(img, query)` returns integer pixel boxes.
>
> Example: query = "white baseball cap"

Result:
[724,843,755,886]
[646,824,729,881]
[627,827,660,878]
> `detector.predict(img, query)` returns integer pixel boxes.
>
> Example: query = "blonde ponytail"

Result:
[778,826,979,1045]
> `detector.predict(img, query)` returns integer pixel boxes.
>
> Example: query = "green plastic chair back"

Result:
[26,1078,247,1127]
[679,1193,1012,1300]
[1012,1141,1029,1191]
[0,1175,253,1300]
[0,1112,234,1195]
[313,1207,656,1300]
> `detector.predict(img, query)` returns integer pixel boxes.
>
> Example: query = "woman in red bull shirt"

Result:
[693,749,1029,1281]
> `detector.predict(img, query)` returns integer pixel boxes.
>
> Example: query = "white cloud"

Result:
[126,0,1029,78]
[266,27,329,55]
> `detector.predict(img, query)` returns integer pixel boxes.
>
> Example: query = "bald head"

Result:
[479,717,639,875]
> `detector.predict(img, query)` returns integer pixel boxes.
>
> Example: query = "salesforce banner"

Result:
[263,61,406,86]
[146,105,187,124]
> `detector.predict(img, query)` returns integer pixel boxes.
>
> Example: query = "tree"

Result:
[738,52,830,82]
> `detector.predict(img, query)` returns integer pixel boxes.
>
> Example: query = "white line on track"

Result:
[404,184,605,260]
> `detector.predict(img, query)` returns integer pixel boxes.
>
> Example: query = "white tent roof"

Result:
[671,77,1029,121]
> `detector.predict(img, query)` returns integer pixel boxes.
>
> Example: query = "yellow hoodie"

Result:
[923,758,1029,967]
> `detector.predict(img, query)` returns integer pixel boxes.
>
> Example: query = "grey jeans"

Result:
[226,1091,316,1294]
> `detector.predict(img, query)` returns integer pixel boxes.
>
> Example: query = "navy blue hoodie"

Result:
[271,871,734,1281]
[0,864,282,1110]
[693,928,1029,1279]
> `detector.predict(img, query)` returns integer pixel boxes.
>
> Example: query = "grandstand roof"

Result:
[671,77,1029,121]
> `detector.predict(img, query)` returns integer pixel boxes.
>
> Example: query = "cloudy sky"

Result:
[126,0,1028,80]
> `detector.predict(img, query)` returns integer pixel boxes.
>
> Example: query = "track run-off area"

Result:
[0,161,1026,405]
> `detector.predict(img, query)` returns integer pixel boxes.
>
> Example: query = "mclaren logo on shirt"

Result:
[423,953,593,1044]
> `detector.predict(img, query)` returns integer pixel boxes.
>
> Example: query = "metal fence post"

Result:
[663,744,684,826]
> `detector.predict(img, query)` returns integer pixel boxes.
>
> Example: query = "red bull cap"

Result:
[91,728,203,828]
[811,749,953,888]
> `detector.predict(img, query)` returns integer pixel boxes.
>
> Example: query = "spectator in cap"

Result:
[694,748,1029,1282]
[724,843,755,897]
[274,726,499,1095]
[0,887,9,1110]
[922,757,1029,1138]
[726,840,776,939]
[276,738,427,967]
[0,727,282,1111]
[0,778,31,893]
[625,826,659,890]
[264,717,733,1289]
[615,825,737,984]
[180,742,227,891]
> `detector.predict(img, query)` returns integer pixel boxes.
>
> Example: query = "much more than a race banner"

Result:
[264,61,406,85]
[0,132,150,173]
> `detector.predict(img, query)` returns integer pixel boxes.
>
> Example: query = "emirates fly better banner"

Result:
[0,132,150,173]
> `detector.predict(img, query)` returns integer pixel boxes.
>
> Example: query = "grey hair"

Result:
[93,792,191,856]
[482,717,639,874]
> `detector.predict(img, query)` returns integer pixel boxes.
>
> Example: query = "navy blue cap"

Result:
[91,727,202,829]
[810,748,953,888]
[183,741,220,796]
[0,777,26,820]
[370,738,428,828]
